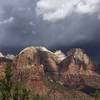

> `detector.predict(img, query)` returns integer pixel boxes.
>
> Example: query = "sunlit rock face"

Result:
[13,47,99,88]
[13,47,43,82]
[12,47,46,95]
[59,48,99,87]
[0,46,99,97]
[60,48,95,75]
[13,46,59,72]
[13,46,59,83]
[6,54,15,60]
[67,48,91,65]
[12,46,60,95]
[54,50,66,63]
[13,47,40,69]
[0,52,4,58]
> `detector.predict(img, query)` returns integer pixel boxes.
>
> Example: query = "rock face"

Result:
[12,47,100,89]
[13,46,59,92]
[0,52,4,58]
[13,47,43,81]
[6,54,15,60]
[60,48,95,75]
[13,46,59,75]
[67,48,91,65]
[54,50,66,63]
[0,47,99,99]
[59,48,98,87]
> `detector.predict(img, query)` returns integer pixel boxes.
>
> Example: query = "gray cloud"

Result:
[0,17,14,24]
[0,0,100,60]
[36,0,100,22]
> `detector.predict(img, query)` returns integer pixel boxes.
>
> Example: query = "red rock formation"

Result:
[0,52,13,80]
[0,47,99,99]
[12,47,100,88]
[12,46,60,95]
[59,48,99,87]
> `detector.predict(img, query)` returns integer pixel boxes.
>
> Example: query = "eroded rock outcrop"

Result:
[12,46,59,95]
[60,48,96,75]
[0,47,99,99]
[54,50,66,63]
[59,48,99,87]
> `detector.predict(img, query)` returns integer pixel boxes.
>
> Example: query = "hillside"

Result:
[0,46,100,100]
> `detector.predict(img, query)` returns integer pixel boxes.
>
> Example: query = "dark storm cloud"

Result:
[0,0,100,60]
[0,0,38,46]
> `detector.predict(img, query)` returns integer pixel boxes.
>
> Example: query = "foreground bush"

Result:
[0,63,44,100]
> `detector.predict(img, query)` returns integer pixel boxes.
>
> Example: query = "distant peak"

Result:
[67,48,91,65]
[18,46,53,56]
[0,52,4,58]
[6,54,15,60]
[54,50,66,62]
[36,46,51,52]
[19,46,36,54]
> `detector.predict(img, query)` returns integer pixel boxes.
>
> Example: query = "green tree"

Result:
[0,63,45,100]
[0,63,30,100]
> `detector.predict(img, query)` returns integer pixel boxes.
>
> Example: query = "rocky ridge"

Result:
[12,47,100,86]
[0,46,100,99]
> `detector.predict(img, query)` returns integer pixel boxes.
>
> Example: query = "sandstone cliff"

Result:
[0,47,99,99]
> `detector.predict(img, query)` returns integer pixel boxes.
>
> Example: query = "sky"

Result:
[0,0,100,60]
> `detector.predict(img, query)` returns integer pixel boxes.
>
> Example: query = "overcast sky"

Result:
[0,0,100,60]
